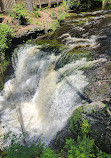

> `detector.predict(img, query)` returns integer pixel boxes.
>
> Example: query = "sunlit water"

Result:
[0,9,110,147]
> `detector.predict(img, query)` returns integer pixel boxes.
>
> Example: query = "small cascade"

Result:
[59,33,97,49]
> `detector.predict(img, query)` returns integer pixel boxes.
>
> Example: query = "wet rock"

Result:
[83,60,111,102]
[50,123,73,150]
[82,101,111,153]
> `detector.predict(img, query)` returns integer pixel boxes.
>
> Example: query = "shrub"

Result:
[52,20,59,31]
[0,23,14,60]
[70,107,83,136]
[0,23,14,70]
[0,24,14,54]
[36,20,41,25]
[1,132,111,158]
[3,133,44,158]
[61,0,69,10]
[81,119,91,135]
[40,147,58,158]
[9,3,28,25]
[4,143,44,158]
[69,0,80,9]
[34,11,41,18]
[65,136,96,158]
[70,107,91,137]
[59,12,66,21]
[33,5,39,11]
[97,151,111,158]
[0,24,14,89]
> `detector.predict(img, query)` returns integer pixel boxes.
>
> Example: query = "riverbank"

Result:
[1,5,70,38]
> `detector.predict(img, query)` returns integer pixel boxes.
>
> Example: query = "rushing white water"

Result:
[0,44,107,147]
[59,33,98,49]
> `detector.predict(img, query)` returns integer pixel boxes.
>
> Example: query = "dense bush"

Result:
[4,143,44,158]
[70,107,83,136]
[41,147,58,158]
[65,136,96,158]
[0,24,14,55]
[0,23,14,64]
[0,23,14,89]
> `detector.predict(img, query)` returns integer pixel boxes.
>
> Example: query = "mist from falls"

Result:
[0,9,110,147]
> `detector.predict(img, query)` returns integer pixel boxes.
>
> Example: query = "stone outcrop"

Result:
[81,101,111,153]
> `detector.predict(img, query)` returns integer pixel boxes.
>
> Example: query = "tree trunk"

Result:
[48,0,51,8]
[25,0,34,13]
[39,0,41,9]
[57,0,58,7]
[0,0,4,12]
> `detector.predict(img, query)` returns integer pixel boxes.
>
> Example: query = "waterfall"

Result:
[0,9,109,147]
[0,44,89,146]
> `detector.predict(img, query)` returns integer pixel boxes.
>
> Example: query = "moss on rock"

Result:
[70,102,111,154]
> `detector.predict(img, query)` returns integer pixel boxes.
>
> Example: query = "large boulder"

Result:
[81,101,111,153]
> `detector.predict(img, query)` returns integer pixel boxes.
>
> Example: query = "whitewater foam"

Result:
[0,45,107,147]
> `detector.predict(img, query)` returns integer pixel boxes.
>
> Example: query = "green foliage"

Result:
[34,11,41,18]
[58,10,69,21]
[69,0,96,9]
[70,107,83,135]
[97,151,111,158]
[36,20,41,25]
[61,0,69,10]
[0,24,14,54]
[50,8,69,22]
[0,23,14,88]
[33,5,39,11]
[70,107,91,136]
[0,23,14,58]
[52,20,60,31]
[59,12,66,21]
[50,11,57,19]
[0,14,4,17]
[40,147,58,158]
[5,143,44,158]
[0,60,10,90]
[81,119,91,135]
[1,131,111,158]
[0,58,10,81]
[33,5,49,11]
[65,136,96,158]
[9,3,28,24]
[69,0,80,9]
[3,134,44,158]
